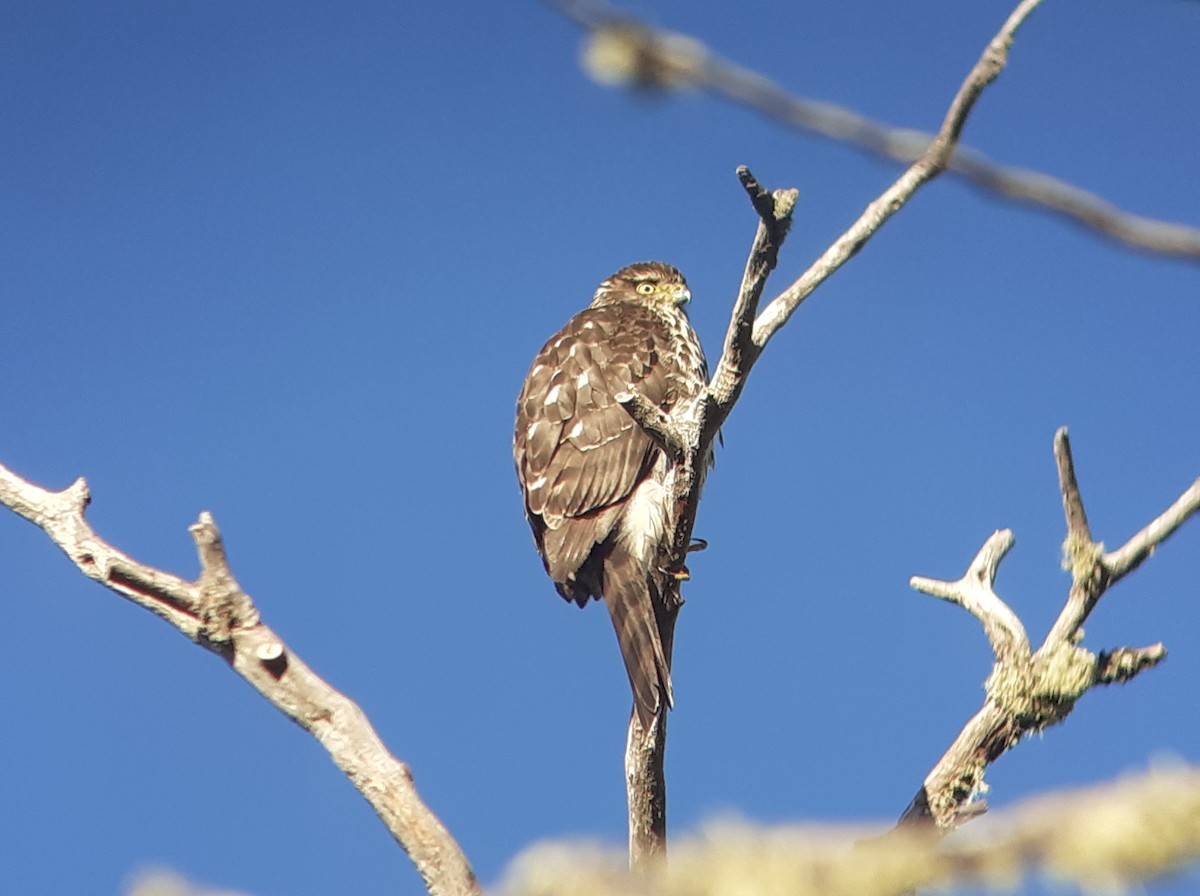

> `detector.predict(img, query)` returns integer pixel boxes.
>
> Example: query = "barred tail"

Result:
[603,545,673,730]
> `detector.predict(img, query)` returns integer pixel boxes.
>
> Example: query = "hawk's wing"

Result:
[514,304,673,595]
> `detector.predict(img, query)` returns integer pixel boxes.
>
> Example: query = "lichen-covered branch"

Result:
[504,765,1200,896]
[547,0,1200,262]
[0,463,480,896]
[899,429,1195,829]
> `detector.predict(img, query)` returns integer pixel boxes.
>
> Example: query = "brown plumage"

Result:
[514,262,709,729]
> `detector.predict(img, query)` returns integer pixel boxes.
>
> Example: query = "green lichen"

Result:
[1061,531,1105,582]
[987,643,1098,730]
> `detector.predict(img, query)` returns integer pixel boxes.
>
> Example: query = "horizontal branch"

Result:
[0,462,480,896]
[507,765,1200,896]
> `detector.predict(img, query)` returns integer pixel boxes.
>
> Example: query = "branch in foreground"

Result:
[0,463,480,896]
[504,765,1200,896]
[547,0,1200,263]
[900,429,1197,830]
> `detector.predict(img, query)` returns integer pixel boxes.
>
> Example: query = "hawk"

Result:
[514,261,709,729]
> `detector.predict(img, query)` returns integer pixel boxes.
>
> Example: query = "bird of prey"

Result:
[514,261,709,729]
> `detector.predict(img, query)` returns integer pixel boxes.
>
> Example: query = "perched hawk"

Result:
[514,261,709,729]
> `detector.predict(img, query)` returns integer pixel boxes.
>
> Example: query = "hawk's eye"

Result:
[636,282,656,295]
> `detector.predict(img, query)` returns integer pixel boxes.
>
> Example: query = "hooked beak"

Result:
[673,284,692,306]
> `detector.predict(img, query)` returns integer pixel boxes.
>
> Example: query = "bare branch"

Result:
[753,0,1045,347]
[1096,644,1167,686]
[625,709,668,868]
[1054,427,1093,544]
[911,529,1031,665]
[1044,431,1200,648]
[901,432,1196,829]
[547,0,1200,262]
[616,390,690,463]
[708,169,797,410]
[1105,475,1200,584]
[0,462,481,896]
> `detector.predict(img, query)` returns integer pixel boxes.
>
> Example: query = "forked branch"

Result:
[622,0,1049,865]
[0,463,481,896]
[900,429,1197,829]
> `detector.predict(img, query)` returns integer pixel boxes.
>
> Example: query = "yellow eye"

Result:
[636,282,656,295]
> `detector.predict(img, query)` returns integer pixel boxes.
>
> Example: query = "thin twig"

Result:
[547,0,1200,262]
[1055,427,1093,543]
[708,170,797,410]
[1105,476,1200,584]
[752,0,1046,348]
[0,463,481,896]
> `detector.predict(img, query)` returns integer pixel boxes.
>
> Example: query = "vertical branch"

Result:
[1042,428,1109,648]
[621,167,797,866]
[625,599,675,867]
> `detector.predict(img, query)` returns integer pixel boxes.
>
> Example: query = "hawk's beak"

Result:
[673,285,692,306]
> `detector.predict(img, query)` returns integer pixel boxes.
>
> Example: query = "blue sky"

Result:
[2,1,1198,894]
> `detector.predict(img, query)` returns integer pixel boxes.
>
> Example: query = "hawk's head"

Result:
[591,261,691,310]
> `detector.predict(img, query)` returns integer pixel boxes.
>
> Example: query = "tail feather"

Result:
[603,545,672,729]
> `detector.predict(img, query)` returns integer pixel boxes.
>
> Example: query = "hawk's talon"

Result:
[687,538,708,554]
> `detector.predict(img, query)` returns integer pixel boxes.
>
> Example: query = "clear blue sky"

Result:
[2,1,1198,894]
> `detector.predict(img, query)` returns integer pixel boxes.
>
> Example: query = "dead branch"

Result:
[547,0,1200,263]
[752,0,1047,347]
[621,0,1045,864]
[899,429,1197,830]
[0,463,480,896]
[622,173,798,867]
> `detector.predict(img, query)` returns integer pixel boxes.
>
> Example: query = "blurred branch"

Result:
[126,871,255,896]
[504,765,1200,896]
[0,462,481,896]
[546,0,1200,263]
[900,428,1195,830]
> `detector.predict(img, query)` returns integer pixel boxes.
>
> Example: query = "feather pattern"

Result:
[514,262,709,727]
